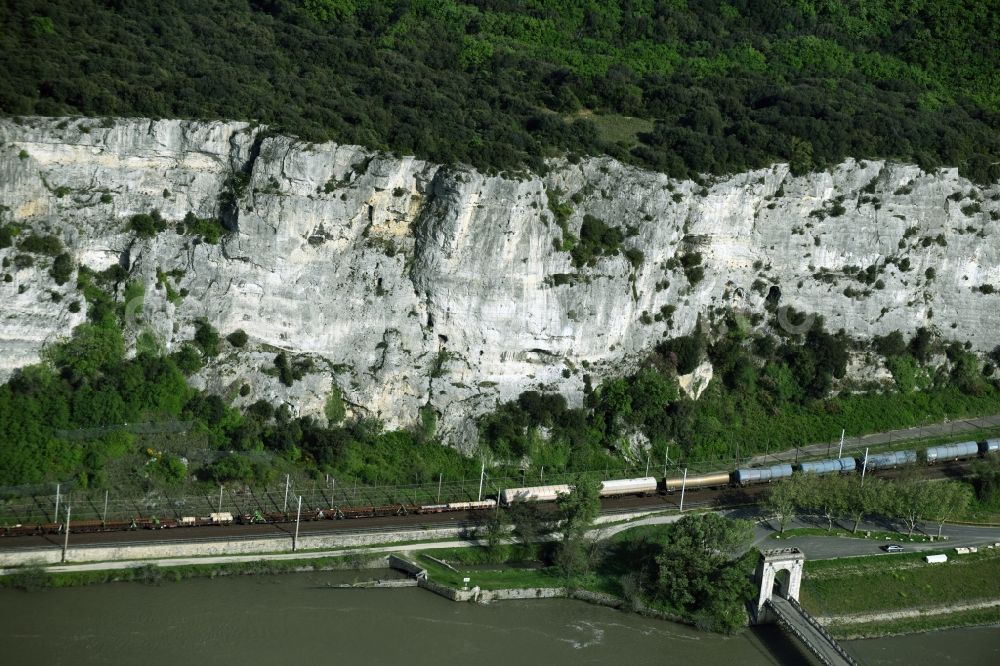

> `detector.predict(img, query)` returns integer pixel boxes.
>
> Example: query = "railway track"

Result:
[0,461,973,553]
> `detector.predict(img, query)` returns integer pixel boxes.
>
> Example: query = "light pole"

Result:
[861,447,869,486]
[61,505,71,563]
[679,468,688,512]
[293,495,302,551]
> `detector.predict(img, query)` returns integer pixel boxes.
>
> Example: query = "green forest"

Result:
[478,311,1000,471]
[1,1,998,181]
[2,1,1000,493]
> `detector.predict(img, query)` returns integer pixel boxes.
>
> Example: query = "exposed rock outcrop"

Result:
[1,117,997,443]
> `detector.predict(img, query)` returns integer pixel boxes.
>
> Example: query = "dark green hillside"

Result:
[0,0,997,181]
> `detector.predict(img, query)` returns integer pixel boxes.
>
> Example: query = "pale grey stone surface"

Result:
[1,117,997,443]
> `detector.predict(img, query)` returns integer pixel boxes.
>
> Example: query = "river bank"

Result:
[800,547,1000,638]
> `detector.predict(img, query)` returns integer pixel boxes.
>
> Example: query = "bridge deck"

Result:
[767,596,861,666]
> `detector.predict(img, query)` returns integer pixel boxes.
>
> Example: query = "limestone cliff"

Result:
[1,117,997,443]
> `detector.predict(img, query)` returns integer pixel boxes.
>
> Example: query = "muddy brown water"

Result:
[0,571,996,665]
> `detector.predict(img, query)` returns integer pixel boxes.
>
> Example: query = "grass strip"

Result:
[801,550,1000,616]
[0,553,388,591]
[772,527,933,542]
[832,605,1000,639]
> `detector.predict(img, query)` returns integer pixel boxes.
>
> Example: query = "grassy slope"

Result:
[801,550,1000,617]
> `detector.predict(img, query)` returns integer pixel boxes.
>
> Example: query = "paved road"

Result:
[747,413,1000,467]
[749,514,1000,560]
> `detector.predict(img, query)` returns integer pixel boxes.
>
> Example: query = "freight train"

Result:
[2,439,997,538]
[663,437,1000,492]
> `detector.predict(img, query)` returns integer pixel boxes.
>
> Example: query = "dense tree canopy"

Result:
[1,1,997,181]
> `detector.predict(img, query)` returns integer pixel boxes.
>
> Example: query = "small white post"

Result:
[61,505,71,563]
[679,468,688,512]
[283,474,290,513]
[293,495,302,551]
[54,483,61,524]
[861,447,869,486]
[102,489,109,525]
[838,429,845,459]
[477,462,485,502]
[218,485,224,513]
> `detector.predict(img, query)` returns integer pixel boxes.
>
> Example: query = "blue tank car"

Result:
[863,450,917,470]
[734,464,794,485]
[925,441,979,463]
[798,457,857,474]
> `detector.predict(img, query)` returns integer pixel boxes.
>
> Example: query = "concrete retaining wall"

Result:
[480,587,565,602]
[388,554,426,579]
[570,589,625,609]
[0,508,670,568]
[0,525,470,567]
[418,577,480,602]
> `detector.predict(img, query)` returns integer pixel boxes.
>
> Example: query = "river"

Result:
[0,571,996,665]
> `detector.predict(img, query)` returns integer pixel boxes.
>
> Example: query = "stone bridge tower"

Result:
[752,547,805,624]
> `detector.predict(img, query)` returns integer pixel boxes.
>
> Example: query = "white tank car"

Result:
[600,477,658,497]
[500,484,572,504]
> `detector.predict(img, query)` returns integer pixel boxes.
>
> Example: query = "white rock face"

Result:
[678,361,714,400]
[1,117,998,444]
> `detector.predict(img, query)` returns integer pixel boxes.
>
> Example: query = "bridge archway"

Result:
[773,568,791,596]
[754,548,805,621]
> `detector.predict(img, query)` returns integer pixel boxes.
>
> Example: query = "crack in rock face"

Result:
[1,117,998,442]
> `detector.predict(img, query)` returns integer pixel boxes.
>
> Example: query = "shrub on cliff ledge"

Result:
[226,329,248,348]
[129,211,166,238]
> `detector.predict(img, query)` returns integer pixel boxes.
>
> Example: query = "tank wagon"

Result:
[798,457,856,475]
[500,477,657,505]
[734,464,793,485]
[500,484,572,504]
[925,441,979,463]
[864,450,917,470]
[8,438,1000,539]
[664,471,731,492]
[600,477,658,497]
